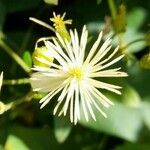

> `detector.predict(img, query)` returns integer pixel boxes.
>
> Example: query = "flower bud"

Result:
[32,46,54,68]
[50,12,72,41]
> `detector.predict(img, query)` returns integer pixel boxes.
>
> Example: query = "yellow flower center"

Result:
[69,67,84,80]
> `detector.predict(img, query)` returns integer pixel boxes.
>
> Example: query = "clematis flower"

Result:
[31,26,127,124]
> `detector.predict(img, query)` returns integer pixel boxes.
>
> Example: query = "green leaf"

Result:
[80,102,143,142]
[7,124,59,150]
[123,29,146,53]
[111,7,147,53]
[122,7,147,53]
[0,145,4,150]
[22,51,32,68]
[120,83,141,107]
[54,117,72,143]
[4,135,29,150]
[127,7,146,30]
[2,0,41,13]
[43,0,58,5]
[127,64,150,97]
[141,102,150,130]
[115,143,150,150]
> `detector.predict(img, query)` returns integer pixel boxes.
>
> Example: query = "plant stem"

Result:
[107,0,117,21]
[3,78,30,85]
[120,38,145,51]
[29,17,55,32]
[107,0,126,51]
[0,40,31,73]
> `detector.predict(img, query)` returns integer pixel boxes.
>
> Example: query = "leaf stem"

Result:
[107,0,117,20]
[120,38,145,51]
[107,0,126,51]
[3,78,30,85]
[0,40,31,73]
[29,17,55,32]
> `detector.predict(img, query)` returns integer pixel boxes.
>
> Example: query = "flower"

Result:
[32,46,54,68]
[50,12,72,32]
[50,12,72,41]
[31,26,127,124]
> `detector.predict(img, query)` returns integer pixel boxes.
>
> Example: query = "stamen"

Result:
[69,67,84,80]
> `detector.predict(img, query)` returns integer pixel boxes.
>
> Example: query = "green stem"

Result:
[121,38,145,51]
[107,0,126,51]
[29,17,55,32]
[107,0,117,20]
[10,91,33,111]
[3,78,30,85]
[0,40,31,73]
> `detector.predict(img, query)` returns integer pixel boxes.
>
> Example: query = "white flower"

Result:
[31,26,127,124]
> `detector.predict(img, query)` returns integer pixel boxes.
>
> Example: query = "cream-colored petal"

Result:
[70,95,74,123]
[40,85,63,108]
[92,86,114,107]
[90,69,128,78]
[53,83,69,115]
[87,84,113,107]
[82,89,96,121]
[45,41,68,67]
[90,67,121,74]
[63,80,75,116]
[80,26,88,62]
[98,46,119,66]
[79,85,89,121]
[74,29,79,54]
[56,32,67,49]
[83,86,107,118]
[88,78,122,95]
[30,72,66,92]
[0,72,3,91]
[65,39,76,62]
[70,30,78,58]
[88,45,111,67]
[40,78,71,108]
[97,55,125,71]
[74,83,80,124]
[84,31,103,65]
[52,37,72,64]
